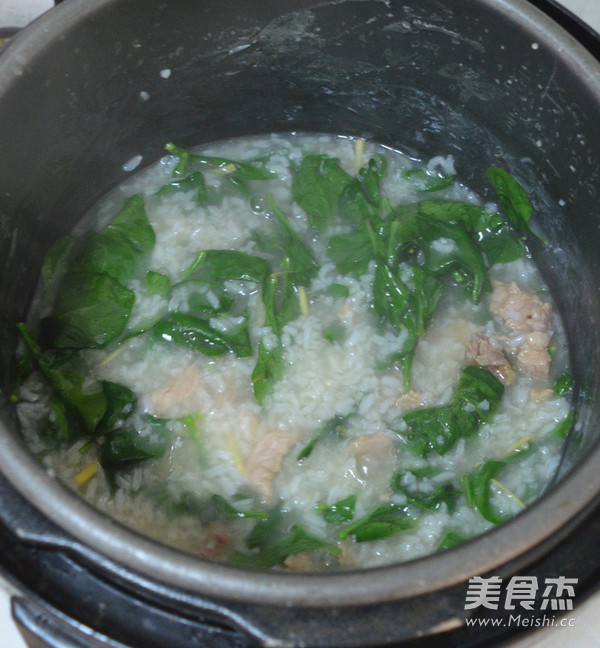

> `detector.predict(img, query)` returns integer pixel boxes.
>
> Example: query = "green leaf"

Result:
[327,223,378,279]
[551,410,574,440]
[436,530,466,552]
[157,491,267,524]
[291,154,355,230]
[391,467,461,511]
[394,366,504,457]
[100,415,172,470]
[316,494,357,524]
[77,195,155,284]
[337,503,415,542]
[416,213,488,303]
[230,524,340,569]
[322,283,350,299]
[261,267,299,336]
[454,365,505,422]
[418,199,524,266]
[18,323,107,437]
[252,341,284,405]
[145,271,171,298]
[463,443,533,524]
[553,372,575,398]
[165,142,275,180]
[106,194,155,254]
[245,504,284,551]
[154,312,252,358]
[42,271,135,349]
[372,261,411,328]
[296,414,350,461]
[322,322,347,345]
[157,171,209,206]
[185,249,269,284]
[485,167,534,234]
[95,381,137,437]
[404,169,454,193]
[267,194,319,286]
[41,236,75,293]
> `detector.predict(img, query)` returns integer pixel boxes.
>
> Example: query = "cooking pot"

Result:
[1,0,600,646]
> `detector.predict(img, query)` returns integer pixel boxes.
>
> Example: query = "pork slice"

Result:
[517,331,552,378]
[395,391,424,411]
[350,433,393,459]
[489,280,553,333]
[150,364,204,418]
[246,432,298,501]
[467,333,515,385]
[196,522,232,560]
[350,432,393,477]
[283,552,315,571]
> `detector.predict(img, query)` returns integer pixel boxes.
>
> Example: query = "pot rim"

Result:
[1,0,600,608]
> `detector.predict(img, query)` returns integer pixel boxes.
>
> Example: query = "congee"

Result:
[14,133,574,570]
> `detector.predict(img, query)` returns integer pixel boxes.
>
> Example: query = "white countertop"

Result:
[0,1,599,646]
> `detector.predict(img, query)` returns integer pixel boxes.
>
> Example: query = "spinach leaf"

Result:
[394,366,504,457]
[106,194,156,254]
[296,414,350,461]
[291,154,355,230]
[145,271,171,298]
[391,467,461,511]
[338,156,386,224]
[416,213,488,303]
[454,365,505,422]
[485,167,534,235]
[462,443,533,524]
[252,341,284,406]
[245,504,285,551]
[157,491,267,523]
[417,200,523,266]
[41,236,75,293]
[230,524,340,569]
[18,324,139,445]
[372,261,411,328]
[123,271,172,340]
[41,271,135,349]
[100,415,172,470]
[551,410,574,440]
[165,142,275,180]
[251,267,302,404]
[95,381,137,437]
[322,283,350,299]
[157,171,209,206]
[337,503,415,543]
[357,155,387,206]
[404,169,454,193]
[316,494,357,524]
[169,281,234,319]
[261,265,299,336]
[77,195,155,283]
[553,372,575,398]
[18,323,107,437]
[267,195,319,286]
[322,322,347,345]
[185,249,269,284]
[436,530,466,552]
[327,224,377,278]
[154,312,252,358]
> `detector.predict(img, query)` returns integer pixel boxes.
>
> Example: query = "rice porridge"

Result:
[14,133,574,570]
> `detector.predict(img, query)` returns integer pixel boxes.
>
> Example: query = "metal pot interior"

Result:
[0,0,600,618]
